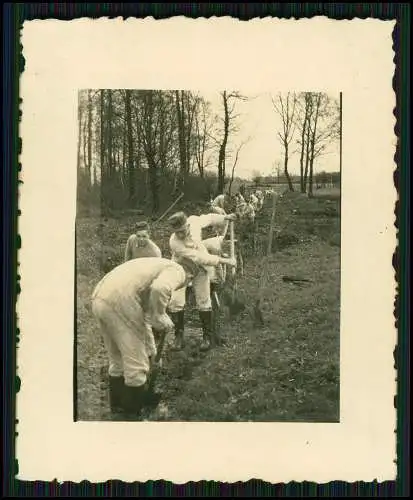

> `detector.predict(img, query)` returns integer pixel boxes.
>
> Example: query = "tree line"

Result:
[76,89,251,215]
[270,91,341,197]
[76,90,340,215]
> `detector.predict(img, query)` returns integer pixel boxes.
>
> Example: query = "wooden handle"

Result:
[229,221,236,276]
[153,192,184,226]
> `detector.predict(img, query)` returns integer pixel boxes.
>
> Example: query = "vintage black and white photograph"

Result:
[17,14,398,483]
[74,89,342,423]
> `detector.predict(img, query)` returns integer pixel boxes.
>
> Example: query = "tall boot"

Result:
[199,309,228,349]
[121,384,148,416]
[108,375,125,412]
[169,310,185,350]
[199,310,216,351]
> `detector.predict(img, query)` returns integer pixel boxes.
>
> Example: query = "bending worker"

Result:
[210,193,229,215]
[124,220,162,261]
[167,210,237,351]
[91,257,190,417]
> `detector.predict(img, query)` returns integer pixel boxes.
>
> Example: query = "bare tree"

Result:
[77,91,83,173]
[124,89,135,206]
[175,90,198,191]
[272,160,282,184]
[136,90,161,213]
[227,137,251,196]
[158,91,177,175]
[215,91,249,194]
[304,93,340,197]
[271,92,298,192]
[86,90,93,191]
[294,92,340,195]
[99,90,105,187]
[194,97,214,178]
[77,89,271,215]
[295,92,313,192]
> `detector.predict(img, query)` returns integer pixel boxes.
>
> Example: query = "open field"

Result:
[75,190,341,422]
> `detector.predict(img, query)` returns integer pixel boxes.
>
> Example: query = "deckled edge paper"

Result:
[17,16,397,483]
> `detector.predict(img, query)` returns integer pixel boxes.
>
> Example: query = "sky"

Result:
[200,91,341,181]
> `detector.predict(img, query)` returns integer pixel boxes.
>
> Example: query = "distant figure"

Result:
[210,193,228,215]
[124,221,162,262]
[235,192,245,205]
[239,184,246,199]
[249,192,259,211]
[236,198,256,224]
[255,190,264,211]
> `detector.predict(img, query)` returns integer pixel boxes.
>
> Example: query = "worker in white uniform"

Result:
[210,193,229,215]
[91,257,190,416]
[255,190,264,211]
[249,192,259,211]
[235,192,245,204]
[124,220,162,261]
[236,197,255,224]
[167,211,237,351]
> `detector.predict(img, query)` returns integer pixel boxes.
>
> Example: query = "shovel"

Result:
[146,327,170,396]
[152,192,184,227]
[223,221,245,317]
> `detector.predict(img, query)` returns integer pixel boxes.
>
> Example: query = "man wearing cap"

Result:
[124,221,162,262]
[91,257,190,417]
[166,211,237,351]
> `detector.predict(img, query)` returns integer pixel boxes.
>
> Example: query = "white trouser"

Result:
[168,268,212,312]
[202,236,226,284]
[91,297,156,387]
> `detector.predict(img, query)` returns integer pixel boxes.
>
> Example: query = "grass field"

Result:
[75,189,341,422]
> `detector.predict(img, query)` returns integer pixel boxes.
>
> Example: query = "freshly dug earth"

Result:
[75,189,341,422]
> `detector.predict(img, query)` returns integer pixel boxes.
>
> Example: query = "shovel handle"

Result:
[229,221,236,276]
[147,327,170,393]
[153,192,184,227]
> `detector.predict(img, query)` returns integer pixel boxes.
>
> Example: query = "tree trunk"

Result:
[125,90,135,206]
[284,142,294,192]
[122,124,127,187]
[86,90,92,192]
[299,112,307,193]
[185,93,197,180]
[77,98,82,173]
[93,114,97,186]
[308,157,314,197]
[107,91,114,208]
[308,94,322,198]
[304,120,311,191]
[100,90,105,186]
[141,91,160,212]
[218,91,229,194]
[82,118,88,171]
[175,90,188,190]
[148,159,159,214]
[99,90,106,213]
[107,91,113,181]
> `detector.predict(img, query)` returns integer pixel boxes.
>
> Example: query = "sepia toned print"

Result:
[75,89,342,423]
[17,16,397,483]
